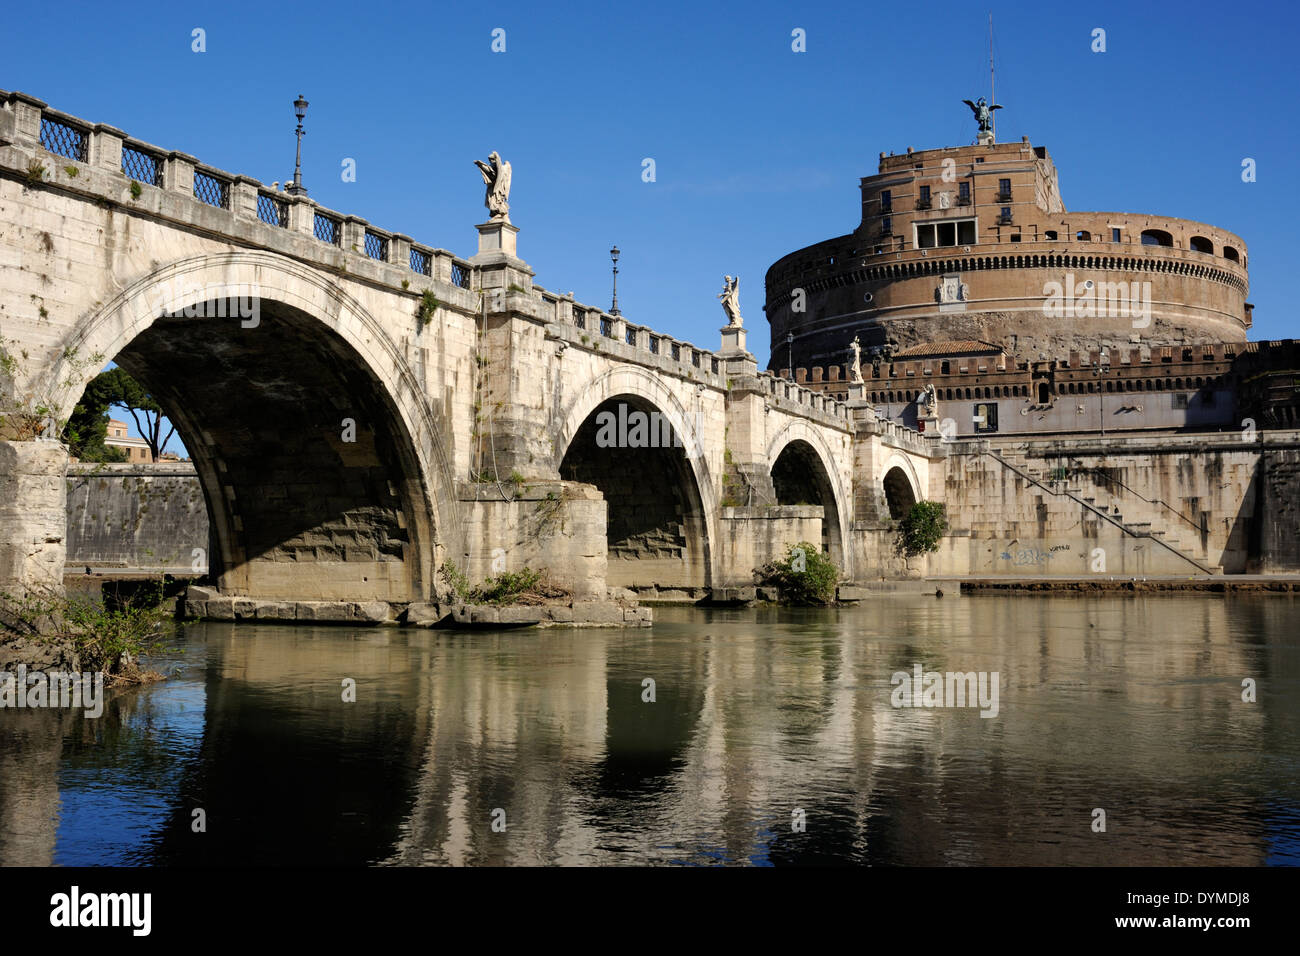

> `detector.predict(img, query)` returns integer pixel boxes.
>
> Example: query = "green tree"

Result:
[65,367,174,461]
[757,541,840,606]
[897,500,949,557]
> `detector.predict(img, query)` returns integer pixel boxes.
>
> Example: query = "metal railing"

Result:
[313,212,341,245]
[410,247,431,276]
[257,193,287,228]
[193,170,230,209]
[121,144,163,186]
[450,261,470,289]
[363,231,388,261]
[39,116,87,161]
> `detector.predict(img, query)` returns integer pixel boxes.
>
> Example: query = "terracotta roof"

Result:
[892,340,1003,359]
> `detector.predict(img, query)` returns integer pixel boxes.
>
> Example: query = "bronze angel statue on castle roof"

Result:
[962,96,1002,134]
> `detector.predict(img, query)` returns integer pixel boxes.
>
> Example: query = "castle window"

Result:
[1076,231,1091,241]
[1189,236,1213,254]
[1141,229,1173,247]
[880,190,892,213]
[918,185,931,208]
[1223,245,1240,262]
[941,361,950,374]
[915,218,976,249]
[974,402,998,433]
[1037,382,1050,404]
[1045,230,1058,240]
[958,182,971,204]
[1112,228,1122,242]
[997,179,1012,201]
[882,216,892,235]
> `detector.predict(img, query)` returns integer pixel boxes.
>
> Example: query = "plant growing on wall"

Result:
[897,500,948,556]
[416,289,439,328]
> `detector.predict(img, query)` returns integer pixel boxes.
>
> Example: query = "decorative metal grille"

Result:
[711,358,719,374]
[410,248,431,276]
[671,343,681,361]
[121,145,163,186]
[313,213,341,245]
[450,262,470,289]
[39,117,87,161]
[573,308,585,330]
[600,317,612,338]
[193,170,229,208]
[257,193,288,227]
[364,231,388,261]
[649,336,659,355]
[692,351,701,368]
[625,327,637,346]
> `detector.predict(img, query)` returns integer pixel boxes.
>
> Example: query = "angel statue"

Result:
[717,275,742,328]
[849,335,863,383]
[473,151,512,221]
[962,96,1002,134]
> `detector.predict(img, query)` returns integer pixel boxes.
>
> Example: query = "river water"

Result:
[1,594,1297,866]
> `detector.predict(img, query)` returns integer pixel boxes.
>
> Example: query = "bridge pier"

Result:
[0,440,68,599]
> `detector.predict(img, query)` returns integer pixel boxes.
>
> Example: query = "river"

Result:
[1,594,1297,866]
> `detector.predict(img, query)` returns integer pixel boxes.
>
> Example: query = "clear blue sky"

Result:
[9,0,1297,451]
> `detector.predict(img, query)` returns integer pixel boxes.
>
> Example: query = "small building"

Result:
[104,418,153,463]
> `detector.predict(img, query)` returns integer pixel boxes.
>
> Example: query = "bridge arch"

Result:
[880,452,922,520]
[553,366,718,590]
[764,421,852,580]
[48,251,458,601]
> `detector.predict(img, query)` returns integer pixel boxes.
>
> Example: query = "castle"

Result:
[763,123,1296,438]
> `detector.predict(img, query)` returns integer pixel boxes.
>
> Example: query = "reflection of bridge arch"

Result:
[49,252,455,600]
[881,453,922,520]
[765,421,852,580]
[555,367,717,589]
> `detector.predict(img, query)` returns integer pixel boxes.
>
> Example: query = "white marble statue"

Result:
[849,335,863,383]
[474,151,512,221]
[718,275,742,327]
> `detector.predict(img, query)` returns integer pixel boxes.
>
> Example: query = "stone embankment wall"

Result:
[65,462,208,571]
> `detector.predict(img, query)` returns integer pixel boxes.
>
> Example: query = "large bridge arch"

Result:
[764,421,852,580]
[553,366,719,590]
[45,251,459,601]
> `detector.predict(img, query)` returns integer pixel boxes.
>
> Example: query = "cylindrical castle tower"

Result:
[764,137,1250,370]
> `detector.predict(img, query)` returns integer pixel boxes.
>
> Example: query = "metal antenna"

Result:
[989,13,996,141]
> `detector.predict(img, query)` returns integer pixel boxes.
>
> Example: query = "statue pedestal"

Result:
[474,219,519,259]
[918,412,939,435]
[847,381,867,402]
[719,325,747,355]
[977,130,995,146]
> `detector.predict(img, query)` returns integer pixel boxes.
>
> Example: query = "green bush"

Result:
[758,541,839,606]
[1,581,174,682]
[897,500,948,556]
[437,563,548,605]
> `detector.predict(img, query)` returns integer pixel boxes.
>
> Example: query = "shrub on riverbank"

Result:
[0,582,173,684]
[756,541,840,606]
[437,563,569,605]
[897,501,948,557]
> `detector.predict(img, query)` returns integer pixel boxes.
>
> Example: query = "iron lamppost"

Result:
[286,94,309,197]
[787,332,794,380]
[609,246,621,315]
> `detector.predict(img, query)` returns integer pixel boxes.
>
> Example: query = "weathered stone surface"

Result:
[498,606,545,624]
[205,597,235,620]
[356,601,394,624]
[254,601,295,620]
[571,602,625,624]
[623,607,652,625]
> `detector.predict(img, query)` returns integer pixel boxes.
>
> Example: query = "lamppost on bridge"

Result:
[786,332,794,380]
[286,94,309,197]
[609,246,621,316]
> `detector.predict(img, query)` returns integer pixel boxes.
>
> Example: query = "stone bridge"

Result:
[0,91,937,610]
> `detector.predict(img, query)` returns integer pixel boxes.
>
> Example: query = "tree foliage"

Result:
[897,500,949,556]
[757,541,840,606]
[64,367,174,461]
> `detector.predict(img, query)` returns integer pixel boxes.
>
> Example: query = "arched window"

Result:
[1189,236,1213,254]
[1141,229,1173,247]
[1045,230,1058,240]
[1037,382,1050,404]
[1076,230,1091,241]
[1223,246,1240,263]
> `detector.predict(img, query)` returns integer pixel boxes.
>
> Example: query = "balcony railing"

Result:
[193,170,230,209]
[121,144,163,186]
[363,230,389,261]
[313,212,341,245]
[995,191,1013,203]
[257,193,288,228]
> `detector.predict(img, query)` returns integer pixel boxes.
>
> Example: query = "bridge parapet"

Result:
[0,90,477,316]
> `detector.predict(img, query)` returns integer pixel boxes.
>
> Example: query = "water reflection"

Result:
[0,595,1296,866]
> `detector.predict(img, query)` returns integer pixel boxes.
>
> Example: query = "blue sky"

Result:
[10,0,1298,449]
